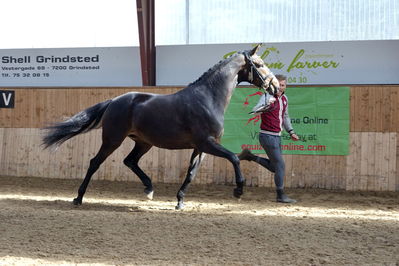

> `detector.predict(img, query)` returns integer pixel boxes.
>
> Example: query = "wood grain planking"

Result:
[390,87,399,132]
[306,155,316,188]
[397,136,399,192]
[374,132,384,191]
[28,129,40,177]
[336,156,347,190]
[358,87,370,131]
[312,155,324,188]
[374,87,383,132]
[367,87,376,131]
[323,156,334,190]
[0,128,397,191]
[381,87,392,132]
[283,155,293,188]
[381,133,391,191]
[321,156,331,189]
[353,132,363,191]
[288,155,299,188]
[359,133,369,190]
[157,147,166,184]
[216,155,231,185]
[0,128,4,174]
[2,129,11,175]
[315,155,327,189]
[213,155,226,185]
[345,132,356,190]
[0,86,398,191]
[148,147,159,183]
[388,133,397,191]
[366,132,376,190]
[15,130,28,177]
[1,86,398,132]
[349,87,357,132]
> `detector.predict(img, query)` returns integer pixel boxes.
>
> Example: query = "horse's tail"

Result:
[42,99,112,149]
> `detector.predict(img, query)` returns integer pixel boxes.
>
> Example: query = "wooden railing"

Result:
[0,86,398,191]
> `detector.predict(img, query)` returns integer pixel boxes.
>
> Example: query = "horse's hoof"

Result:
[175,202,185,210]
[72,198,82,205]
[233,188,243,198]
[145,190,154,200]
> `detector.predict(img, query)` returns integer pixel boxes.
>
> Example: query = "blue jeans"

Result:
[257,133,285,189]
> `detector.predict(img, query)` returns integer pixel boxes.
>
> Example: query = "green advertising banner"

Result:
[221,87,350,155]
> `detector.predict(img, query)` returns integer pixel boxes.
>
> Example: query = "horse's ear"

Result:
[249,43,262,56]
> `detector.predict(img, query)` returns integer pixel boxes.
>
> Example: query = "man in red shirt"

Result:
[238,74,299,203]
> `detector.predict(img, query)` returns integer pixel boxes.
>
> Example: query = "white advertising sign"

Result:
[0,47,142,87]
[156,40,399,86]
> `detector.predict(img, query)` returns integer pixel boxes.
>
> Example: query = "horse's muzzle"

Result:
[263,82,278,96]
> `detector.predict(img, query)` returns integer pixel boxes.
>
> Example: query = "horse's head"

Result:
[239,44,280,96]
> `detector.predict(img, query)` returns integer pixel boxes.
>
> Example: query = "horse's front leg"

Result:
[176,150,204,210]
[199,138,245,199]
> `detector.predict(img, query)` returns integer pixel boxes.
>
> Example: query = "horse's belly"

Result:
[131,110,199,149]
[157,142,194,150]
[147,139,194,150]
[131,130,194,150]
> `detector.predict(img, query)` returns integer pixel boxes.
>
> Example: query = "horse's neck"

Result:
[205,56,243,113]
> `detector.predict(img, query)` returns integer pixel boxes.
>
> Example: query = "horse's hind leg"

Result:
[123,141,154,199]
[176,149,205,210]
[73,140,123,205]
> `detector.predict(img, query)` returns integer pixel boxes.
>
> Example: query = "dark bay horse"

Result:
[42,44,280,210]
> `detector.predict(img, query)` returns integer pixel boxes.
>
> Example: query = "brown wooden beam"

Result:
[136,0,155,86]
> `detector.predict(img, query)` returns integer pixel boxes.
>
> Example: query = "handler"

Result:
[238,74,299,203]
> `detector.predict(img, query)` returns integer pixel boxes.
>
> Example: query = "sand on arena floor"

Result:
[0,176,398,265]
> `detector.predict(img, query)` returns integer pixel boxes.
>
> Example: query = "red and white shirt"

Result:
[252,93,294,136]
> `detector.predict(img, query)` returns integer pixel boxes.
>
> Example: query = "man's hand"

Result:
[290,133,299,141]
[250,96,277,114]
[267,96,276,105]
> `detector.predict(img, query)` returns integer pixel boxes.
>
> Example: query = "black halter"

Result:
[244,52,276,95]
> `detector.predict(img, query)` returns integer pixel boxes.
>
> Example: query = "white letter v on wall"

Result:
[2,92,12,106]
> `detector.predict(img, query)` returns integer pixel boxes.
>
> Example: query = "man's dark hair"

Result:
[275,74,287,81]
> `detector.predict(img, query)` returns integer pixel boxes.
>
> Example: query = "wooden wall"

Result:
[0,86,398,191]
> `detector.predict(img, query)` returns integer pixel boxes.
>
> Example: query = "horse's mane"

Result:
[187,52,242,88]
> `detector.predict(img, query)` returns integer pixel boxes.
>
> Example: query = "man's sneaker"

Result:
[276,189,297,203]
[237,149,256,161]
